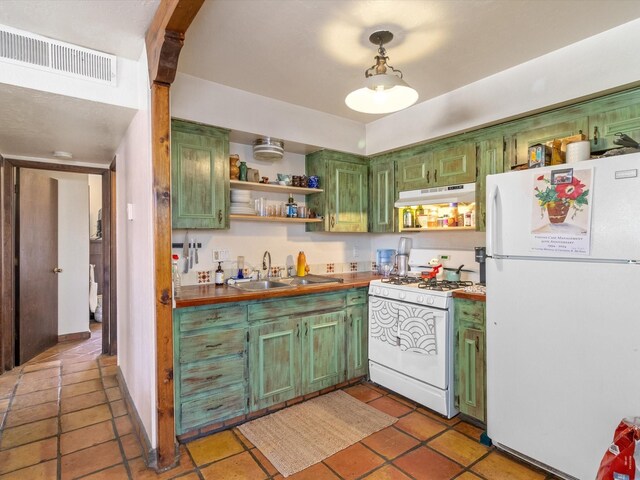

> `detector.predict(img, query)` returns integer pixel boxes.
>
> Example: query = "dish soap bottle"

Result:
[296,251,307,277]
[171,254,181,297]
[215,262,224,286]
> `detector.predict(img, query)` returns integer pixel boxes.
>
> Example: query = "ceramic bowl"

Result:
[277,173,291,183]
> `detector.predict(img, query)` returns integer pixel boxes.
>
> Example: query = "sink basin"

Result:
[287,275,344,285]
[232,280,293,291]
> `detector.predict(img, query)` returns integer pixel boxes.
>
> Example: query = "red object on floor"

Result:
[597,417,640,480]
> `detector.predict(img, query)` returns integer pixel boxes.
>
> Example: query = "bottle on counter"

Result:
[215,262,224,286]
[402,206,415,228]
[171,254,181,297]
[286,193,298,218]
[296,251,307,277]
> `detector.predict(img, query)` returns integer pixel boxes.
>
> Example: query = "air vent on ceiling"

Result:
[0,24,116,85]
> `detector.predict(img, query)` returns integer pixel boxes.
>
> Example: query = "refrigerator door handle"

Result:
[486,184,498,257]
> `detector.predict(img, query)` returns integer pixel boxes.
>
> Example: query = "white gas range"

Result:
[368,248,479,418]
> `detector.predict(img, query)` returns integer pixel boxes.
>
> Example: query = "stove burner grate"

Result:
[380,275,421,286]
[417,279,475,291]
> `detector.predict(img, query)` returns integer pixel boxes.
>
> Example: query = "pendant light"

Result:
[345,31,418,114]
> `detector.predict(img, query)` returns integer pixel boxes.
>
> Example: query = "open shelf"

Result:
[230,214,322,223]
[230,180,322,195]
[400,226,476,232]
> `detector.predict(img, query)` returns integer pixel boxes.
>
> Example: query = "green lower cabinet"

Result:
[302,312,346,394]
[346,302,368,379]
[173,304,249,435]
[250,318,301,410]
[454,298,486,423]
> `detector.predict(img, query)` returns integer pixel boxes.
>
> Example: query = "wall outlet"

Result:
[213,249,229,261]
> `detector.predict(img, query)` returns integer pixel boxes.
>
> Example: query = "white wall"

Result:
[88,174,102,238]
[33,170,90,336]
[115,47,157,448]
[172,74,366,155]
[366,19,640,155]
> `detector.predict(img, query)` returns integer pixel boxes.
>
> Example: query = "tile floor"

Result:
[0,323,561,480]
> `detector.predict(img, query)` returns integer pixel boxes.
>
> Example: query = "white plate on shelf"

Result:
[230,206,256,215]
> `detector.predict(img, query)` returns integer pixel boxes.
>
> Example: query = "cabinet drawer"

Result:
[455,300,485,326]
[346,289,367,306]
[178,305,247,333]
[180,383,246,432]
[180,354,245,397]
[179,328,246,364]
[248,293,346,322]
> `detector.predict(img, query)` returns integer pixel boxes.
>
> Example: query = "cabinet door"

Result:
[249,319,301,410]
[432,141,477,186]
[171,119,229,229]
[476,136,506,231]
[346,303,368,379]
[457,327,485,422]
[302,312,345,394]
[589,103,640,151]
[513,117,588,166]
[326,160,368,232]
[369,159,395,233]
[396,152,433,191]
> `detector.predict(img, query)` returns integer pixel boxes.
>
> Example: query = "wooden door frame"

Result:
[145,0,204,470]
[0,159,115,374]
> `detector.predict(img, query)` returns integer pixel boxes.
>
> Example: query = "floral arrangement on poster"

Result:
[534,173,589,224]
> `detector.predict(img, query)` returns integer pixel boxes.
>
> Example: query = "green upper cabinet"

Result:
[511,117,588,166]
[588,102,640,152]
[431,140,477,186]
[395,147,432,191]
[171,119,230,229]
[301,311,345,394]
[475,135,506,232]
[369,157,395,233]
[395,140,476,192]
[306,150,368,232]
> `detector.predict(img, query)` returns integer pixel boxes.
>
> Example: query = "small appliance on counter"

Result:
[376,249,396,276]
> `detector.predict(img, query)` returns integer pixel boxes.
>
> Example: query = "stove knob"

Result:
[373,287,380,295]
[416,295,424,303]
[382,289,389,296]
[427,297,435,305]
[399,292,406,300]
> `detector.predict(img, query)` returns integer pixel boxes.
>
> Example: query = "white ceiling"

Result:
[2,0,640,165]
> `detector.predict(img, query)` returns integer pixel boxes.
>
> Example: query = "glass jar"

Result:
[403,207,415,228]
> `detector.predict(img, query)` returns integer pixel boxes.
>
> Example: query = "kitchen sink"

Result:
[286,274,344,285]
[231,280,293,291]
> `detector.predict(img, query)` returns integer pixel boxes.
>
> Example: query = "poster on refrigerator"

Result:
[531,167,593,254]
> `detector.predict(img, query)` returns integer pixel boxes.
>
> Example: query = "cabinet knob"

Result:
[53,267,63,273]
[217,209,223,224]
[426,171,430,183]
[434,169,438,183]
[330,215,335,228]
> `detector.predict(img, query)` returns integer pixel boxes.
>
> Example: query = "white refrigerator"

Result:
[485,152,640,480]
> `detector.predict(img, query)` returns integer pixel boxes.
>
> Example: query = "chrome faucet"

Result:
[262,251,272,278]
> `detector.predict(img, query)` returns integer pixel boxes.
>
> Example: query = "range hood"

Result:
[394,183,476,207]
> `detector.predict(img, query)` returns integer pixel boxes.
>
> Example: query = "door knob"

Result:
[53,267,63,273]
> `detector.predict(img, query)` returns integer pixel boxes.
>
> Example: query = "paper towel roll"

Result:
[566,141,591,163]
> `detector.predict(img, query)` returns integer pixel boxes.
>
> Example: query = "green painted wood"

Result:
[454,298,486,423]
[432,140,477,186]
[171,118,229,229]
[346,302,368,379]
[247,292,346,322]
[513,117,588,166]
[180,354,245,397]
[476,135,506,232]
[178,304,247,332]
[250,318,300,410]
[180,382,246,432]
[369,157,395,233]
[589,102,640,151]
[179,327,246,364]
[305,150,368,232]
[395,149,432,191]
[302,311,345,393]
[457,327,485,423]
[346,288,367,306]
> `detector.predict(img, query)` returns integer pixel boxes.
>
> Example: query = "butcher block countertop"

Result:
[452,290,486,302]
[175,272,379,308]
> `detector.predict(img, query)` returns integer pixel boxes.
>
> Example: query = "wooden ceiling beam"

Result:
[145,0,205,85]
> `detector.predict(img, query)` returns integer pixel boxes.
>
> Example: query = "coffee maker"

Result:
[474,246,486,285]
